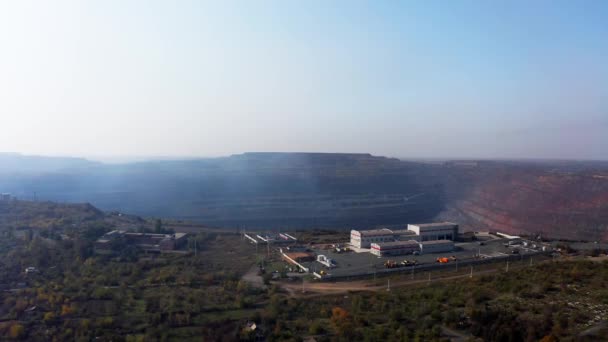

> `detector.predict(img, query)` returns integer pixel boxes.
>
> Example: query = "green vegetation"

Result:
[259,260,608,341]
[0,212,263,340]
[0,201,606,341]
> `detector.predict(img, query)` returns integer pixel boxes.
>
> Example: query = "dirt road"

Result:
[281,266,507,297]
[241,265,267,290]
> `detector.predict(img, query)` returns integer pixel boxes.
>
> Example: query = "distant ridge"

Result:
[0,152,606,241]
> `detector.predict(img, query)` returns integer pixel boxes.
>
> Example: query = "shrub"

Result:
[9,323,25,339]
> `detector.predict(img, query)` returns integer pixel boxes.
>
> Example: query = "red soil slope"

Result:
[439,167,608,241]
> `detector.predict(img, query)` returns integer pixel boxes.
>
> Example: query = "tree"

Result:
[262,273,273,285]
[308,320,324,335]
[61,303,76,316]
[540,334,558,342]
[9,323,25,339]
[331,307,353,338]
[44,312,56,322]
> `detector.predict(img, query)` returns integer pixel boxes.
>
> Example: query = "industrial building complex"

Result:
[351,222,458,256]
[246,222,550,281]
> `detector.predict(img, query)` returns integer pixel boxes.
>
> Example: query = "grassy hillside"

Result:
[0,200,145,231]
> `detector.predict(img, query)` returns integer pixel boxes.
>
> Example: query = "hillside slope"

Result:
[1,153,607,241]
[439,165,608,241]
[0,200,144,231]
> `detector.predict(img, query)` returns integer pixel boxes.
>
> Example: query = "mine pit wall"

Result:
[179,192,444,230]
[437,166,608,242]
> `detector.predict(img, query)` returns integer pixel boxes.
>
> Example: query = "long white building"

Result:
[407,222,458,241]
[420,240,454,254]
[370,240,420,257]
[350,228,396,248]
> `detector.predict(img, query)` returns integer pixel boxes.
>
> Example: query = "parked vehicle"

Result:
[384,260,398,268]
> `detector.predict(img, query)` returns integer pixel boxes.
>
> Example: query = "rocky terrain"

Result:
[439,163,608,241]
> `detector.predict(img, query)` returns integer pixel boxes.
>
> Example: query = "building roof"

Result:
[98,230,187,243]
[372,240,419,248]
[124,232,168,238]
[392,229,417,235]
[283,252,314,260]
[354,228,395,237]
[421,239,454,245]
[410,222,457,228]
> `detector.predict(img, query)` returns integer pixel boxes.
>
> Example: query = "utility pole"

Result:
[373,266,377,285]
[370,253,373,280]
[267,241,271,258]
[529,257,533,266]
[428,272,431,284]
[506,260,509,272]
[470,266,473,278]
[387,279,390,291]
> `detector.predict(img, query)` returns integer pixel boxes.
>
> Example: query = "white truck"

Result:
[316,254,336,268]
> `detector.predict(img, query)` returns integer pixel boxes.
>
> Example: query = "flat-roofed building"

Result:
[370,240,420,257]
[350,228,396,248]
[420,240,454,254]
[407,222,458,241]
[392,229,420,241]
[95,230,188,253]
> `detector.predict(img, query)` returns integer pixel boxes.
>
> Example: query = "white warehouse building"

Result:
[371,240,420,257]
[350,228,419,248]
[407,222,459,242]
[420,240,455,254]
[350,228,396,248]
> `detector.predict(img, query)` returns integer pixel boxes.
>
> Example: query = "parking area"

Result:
[293,237,544,278]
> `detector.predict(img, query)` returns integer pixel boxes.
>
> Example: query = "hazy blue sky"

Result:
[1,1,607,160]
